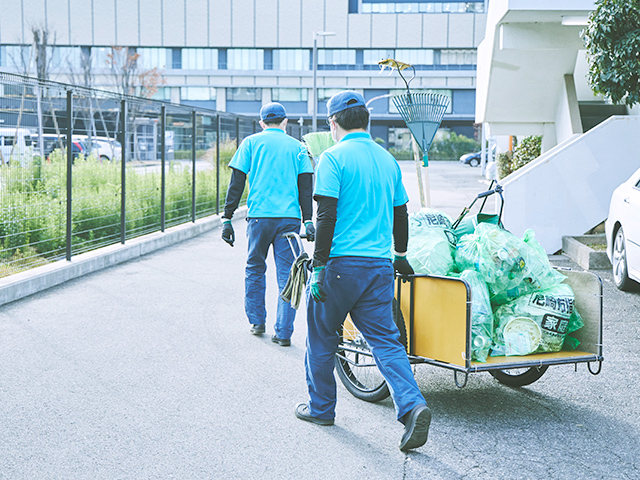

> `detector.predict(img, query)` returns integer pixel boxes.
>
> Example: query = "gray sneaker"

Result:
[294,403,334,426]
[399,404,431,452]
[271,335,291,347]
[250,324,265,335]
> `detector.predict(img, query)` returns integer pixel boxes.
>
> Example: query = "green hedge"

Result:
[389,131,480,162]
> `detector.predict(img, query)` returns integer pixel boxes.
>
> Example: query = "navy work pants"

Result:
[245,217,300,339]
[305,256,426,421]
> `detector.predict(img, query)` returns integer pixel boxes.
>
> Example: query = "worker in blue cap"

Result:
[221,102,315,347]
[294,91,431,451]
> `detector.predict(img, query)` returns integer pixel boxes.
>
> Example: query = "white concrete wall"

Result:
[500,116,640,253]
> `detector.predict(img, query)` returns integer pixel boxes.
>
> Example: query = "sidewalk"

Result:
[0,161,638,480]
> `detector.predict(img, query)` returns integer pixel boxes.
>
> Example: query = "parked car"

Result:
[75,136,122,162]
[459,146,496,167]
[0,127,34,165]
[33,134,85,162]
[605,167,640,291]
[459,151,481,167]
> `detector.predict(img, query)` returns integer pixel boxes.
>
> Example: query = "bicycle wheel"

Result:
[335,300,408,402]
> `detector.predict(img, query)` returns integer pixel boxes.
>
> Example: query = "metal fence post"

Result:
[216,114,220,214]
[66,90,73,261]
[235,117,240,146]
[160,104,166,232]
[192,110,196,222]
[120,99,127,244]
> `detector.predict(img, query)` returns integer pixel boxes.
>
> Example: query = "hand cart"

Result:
[335,185,604,402]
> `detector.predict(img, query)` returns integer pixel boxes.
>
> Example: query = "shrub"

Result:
[429,131,480,162]
[497,151,514,179]
[497,136,542,179]
[512,135,541,171]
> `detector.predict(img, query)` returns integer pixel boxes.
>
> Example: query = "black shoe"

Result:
[294,403,334,426]
[271,335,291,347]
[399,404,431,452]
[250,324,265,335]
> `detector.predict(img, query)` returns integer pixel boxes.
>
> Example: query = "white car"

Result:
[74,136,122,162]
[605,167,640,291]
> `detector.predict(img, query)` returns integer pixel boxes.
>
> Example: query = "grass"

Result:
[0,141,240,278]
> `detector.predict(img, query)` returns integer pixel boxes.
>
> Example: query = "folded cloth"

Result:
[280,252,310,310]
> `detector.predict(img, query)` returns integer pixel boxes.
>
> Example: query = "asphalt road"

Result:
[0,161,638,479]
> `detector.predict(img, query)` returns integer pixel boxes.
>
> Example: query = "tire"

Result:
[469,158,480,167]
[100,155,110,163]
[335,300,407,402]
[489,365,549,387]
[612,227,635,291]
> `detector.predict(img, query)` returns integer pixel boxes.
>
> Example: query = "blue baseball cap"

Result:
[326,90,366,117]
[260,102,287,122]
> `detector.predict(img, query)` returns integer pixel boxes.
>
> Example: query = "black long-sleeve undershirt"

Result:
[298,173,313,222]
[223,168,246,219]
[393,203,409,253]
[312,195,338,267]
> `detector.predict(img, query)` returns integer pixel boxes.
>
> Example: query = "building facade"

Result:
[0,0,488,148]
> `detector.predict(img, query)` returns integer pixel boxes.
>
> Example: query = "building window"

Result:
[318,88,363,102]
[91,47,112,70]
[272,88,308,102]
[137,48,170,70]
[226,88,262,102]
[394,49,434,65]
[272,49,310,71]
[181,48,218,70]
[153,87,172,101]
[318,49,356,68]
[363,49,396,66]
[181,87,216,101]
[226,49,264,70]
[361,2,484,14]
[439,49,477,65]
[388,89,452,114]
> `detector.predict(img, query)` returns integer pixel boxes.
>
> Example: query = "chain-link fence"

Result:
[0,72,310,278]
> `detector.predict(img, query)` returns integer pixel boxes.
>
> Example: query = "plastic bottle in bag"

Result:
[492,283,579,356]
[460,270,494,362]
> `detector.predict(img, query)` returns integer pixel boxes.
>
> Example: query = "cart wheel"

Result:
[335,300,407,403]
[489,366,549,387]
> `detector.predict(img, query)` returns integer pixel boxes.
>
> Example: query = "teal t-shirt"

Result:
[314,131,409,259]
[228,128,313,218]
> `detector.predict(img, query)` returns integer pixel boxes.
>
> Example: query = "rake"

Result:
[391,91,450,165]
[379,58,451,208]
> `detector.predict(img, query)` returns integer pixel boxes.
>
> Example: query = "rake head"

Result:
[391,92,451,156]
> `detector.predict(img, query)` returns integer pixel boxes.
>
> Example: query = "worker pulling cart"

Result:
[334,184,603,401]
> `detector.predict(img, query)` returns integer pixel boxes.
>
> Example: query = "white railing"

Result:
[498,115,640,253]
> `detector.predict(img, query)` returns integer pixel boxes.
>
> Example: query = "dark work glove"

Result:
[310,266,326,302]
[222,219,235,247]
[304,221,316,242]
[393,255,414,275]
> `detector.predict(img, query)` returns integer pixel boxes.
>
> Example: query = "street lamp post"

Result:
[312,31,335,132]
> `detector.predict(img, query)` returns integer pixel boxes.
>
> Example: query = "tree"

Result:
[106,47,164,98]
[582,0,640,107]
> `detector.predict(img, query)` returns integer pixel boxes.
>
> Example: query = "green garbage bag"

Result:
[454,212,501,241]
[523,229,567,291]
[406,209,455,275]
[460,270,494,362]
[410,208,454,230]
[492,283,579,356]
[455,224,567,306]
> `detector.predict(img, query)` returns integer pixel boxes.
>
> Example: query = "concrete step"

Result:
[562,234,611,270]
